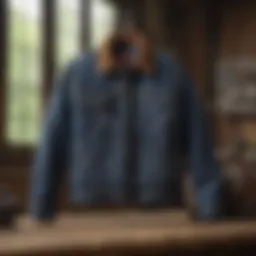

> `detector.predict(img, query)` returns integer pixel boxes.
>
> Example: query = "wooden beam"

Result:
[0,0,7,147]
[80,0,91,50]
[205,0,222,140]
[42,0,56,102]
[205,0,222,102]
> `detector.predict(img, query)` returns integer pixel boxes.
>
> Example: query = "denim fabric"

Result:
[29,51,223,221]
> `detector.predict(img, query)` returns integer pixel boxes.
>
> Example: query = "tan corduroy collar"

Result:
[96,30,155,75]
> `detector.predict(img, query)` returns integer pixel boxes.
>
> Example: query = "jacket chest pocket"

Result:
[75,85,120,124]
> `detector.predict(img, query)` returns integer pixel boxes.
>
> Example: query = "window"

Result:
[3,0,116,146]
[56,0,81,72]
[91,0,117,48]
[0,0,117,164]
[6,0,42,145]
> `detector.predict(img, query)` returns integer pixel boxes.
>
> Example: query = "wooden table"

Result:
[1,210,256,255]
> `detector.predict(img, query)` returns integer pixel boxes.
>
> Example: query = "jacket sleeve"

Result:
[180,72,223,221]
[29,64,73,220]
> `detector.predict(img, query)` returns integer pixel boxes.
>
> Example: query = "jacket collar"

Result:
[96,31,155,75]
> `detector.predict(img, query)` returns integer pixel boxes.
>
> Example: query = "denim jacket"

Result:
[29,51,223,221]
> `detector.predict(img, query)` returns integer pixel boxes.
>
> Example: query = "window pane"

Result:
[56,0,80,72]
[91,0,117,48]
[6,0,42,145]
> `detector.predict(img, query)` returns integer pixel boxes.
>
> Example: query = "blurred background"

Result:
[0,0,255,218]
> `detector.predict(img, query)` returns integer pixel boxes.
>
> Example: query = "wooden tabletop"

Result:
[0,210,256,255]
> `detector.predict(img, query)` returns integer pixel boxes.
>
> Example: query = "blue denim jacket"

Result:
[29,51,222,221]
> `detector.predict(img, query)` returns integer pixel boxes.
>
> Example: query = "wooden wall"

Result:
[217,1,256,146]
